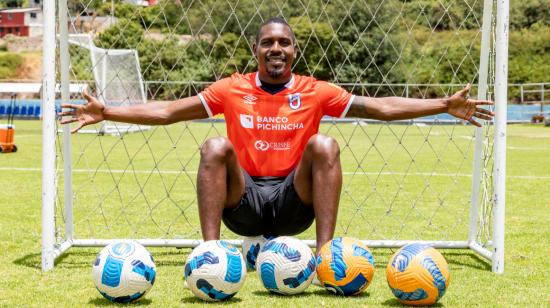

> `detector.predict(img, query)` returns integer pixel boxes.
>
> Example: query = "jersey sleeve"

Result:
[315,81,355,118]
[198,77,232,117]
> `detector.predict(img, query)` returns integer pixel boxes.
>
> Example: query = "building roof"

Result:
[69,16,114,22]
[0,83,88,93]
[0,8,41,13]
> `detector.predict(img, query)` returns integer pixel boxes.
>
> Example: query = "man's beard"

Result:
[267,67,284,78]
[265,54,287,79]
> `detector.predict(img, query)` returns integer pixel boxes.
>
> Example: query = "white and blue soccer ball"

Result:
[184,240,247,302]
[241,235,275,271]
[92,240,156,303]
[256,236,316,295]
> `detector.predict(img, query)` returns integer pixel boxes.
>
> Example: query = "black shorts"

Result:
[222,169,315,237]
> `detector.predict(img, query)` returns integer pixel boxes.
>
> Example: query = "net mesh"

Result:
[55,0,497,248]
[92,49,145,107]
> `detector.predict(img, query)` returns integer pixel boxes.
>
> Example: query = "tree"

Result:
[510,0,550,29]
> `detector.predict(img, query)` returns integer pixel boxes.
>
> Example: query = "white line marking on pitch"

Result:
[3,167,550,180]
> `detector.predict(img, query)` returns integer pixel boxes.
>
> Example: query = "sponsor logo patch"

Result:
[254,140,270,151]
[254,140,290,151]
[240,114,254,129]
[256,116,304,131]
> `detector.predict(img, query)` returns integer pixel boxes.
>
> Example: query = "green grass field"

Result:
[1,120,549,307]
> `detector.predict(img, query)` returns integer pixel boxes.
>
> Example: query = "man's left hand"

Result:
[447,84,495,127]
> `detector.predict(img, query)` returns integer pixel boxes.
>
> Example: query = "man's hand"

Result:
[447,84,495,127]
[58,91,105,133]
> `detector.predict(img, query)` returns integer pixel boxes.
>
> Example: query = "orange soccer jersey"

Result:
[198,72,355,177]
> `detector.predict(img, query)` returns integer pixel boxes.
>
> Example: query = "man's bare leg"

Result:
[293,134,342,252]
[197,137,245,241]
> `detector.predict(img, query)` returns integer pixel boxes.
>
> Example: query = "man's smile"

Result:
[266,56,286,65]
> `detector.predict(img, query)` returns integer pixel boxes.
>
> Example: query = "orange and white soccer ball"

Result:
[316,237,375,295]
[386,243,451,306]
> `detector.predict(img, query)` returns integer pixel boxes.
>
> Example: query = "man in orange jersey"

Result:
[60,17,494,252]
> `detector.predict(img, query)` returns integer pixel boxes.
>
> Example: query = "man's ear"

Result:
[252,42,258,60]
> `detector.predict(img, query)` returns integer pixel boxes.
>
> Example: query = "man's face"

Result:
[253,23,297,83]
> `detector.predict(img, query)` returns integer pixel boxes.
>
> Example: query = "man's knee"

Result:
[306,134,340,161]
[200,137,235,162]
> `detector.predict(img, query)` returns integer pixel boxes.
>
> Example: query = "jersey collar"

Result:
[255,72,295,90]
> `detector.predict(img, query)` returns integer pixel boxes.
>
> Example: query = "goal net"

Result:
[43,0,508,273]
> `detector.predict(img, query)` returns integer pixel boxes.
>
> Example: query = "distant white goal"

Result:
[67,34,149,136]
[42,0,508,274]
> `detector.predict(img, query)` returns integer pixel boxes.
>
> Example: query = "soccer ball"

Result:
[316,237,375,296]
[386,243,451,306]
[241,235,275,271]
[184,240,247,302]
[92,240,156,303]
[256,236,316,295]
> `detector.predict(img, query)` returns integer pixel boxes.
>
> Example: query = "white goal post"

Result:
[42,0,509,273]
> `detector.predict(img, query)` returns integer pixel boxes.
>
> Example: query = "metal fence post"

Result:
[542,84,545,114]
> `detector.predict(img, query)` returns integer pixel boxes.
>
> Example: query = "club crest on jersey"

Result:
[288,93,301,110]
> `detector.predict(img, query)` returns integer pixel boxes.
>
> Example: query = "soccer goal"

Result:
[42,0,509,273]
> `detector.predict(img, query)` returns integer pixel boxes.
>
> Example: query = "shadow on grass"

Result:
[12,249,190,270]
[88,297,152,306]
[251,289,317,298]
[13,248,490,272]
[444,251,491,271]
[12,252,41,270]
[371,249,491,271]
[147,250,188,267]
[310,288,371,299]
[180,295,242,304]
[13,250,96,270]
[381,298,444,307]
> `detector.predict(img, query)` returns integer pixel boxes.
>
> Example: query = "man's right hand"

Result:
[59,91,105,133]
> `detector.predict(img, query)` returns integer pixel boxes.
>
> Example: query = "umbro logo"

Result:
[243,95,257,105]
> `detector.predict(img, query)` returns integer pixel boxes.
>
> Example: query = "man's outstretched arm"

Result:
[346,84,494,127]
[59,91,208,133]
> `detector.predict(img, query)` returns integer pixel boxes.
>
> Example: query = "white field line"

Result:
[3,167,550,180]
[507,146,550,150]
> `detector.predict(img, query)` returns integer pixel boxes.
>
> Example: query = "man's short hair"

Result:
[255,17,296,45]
